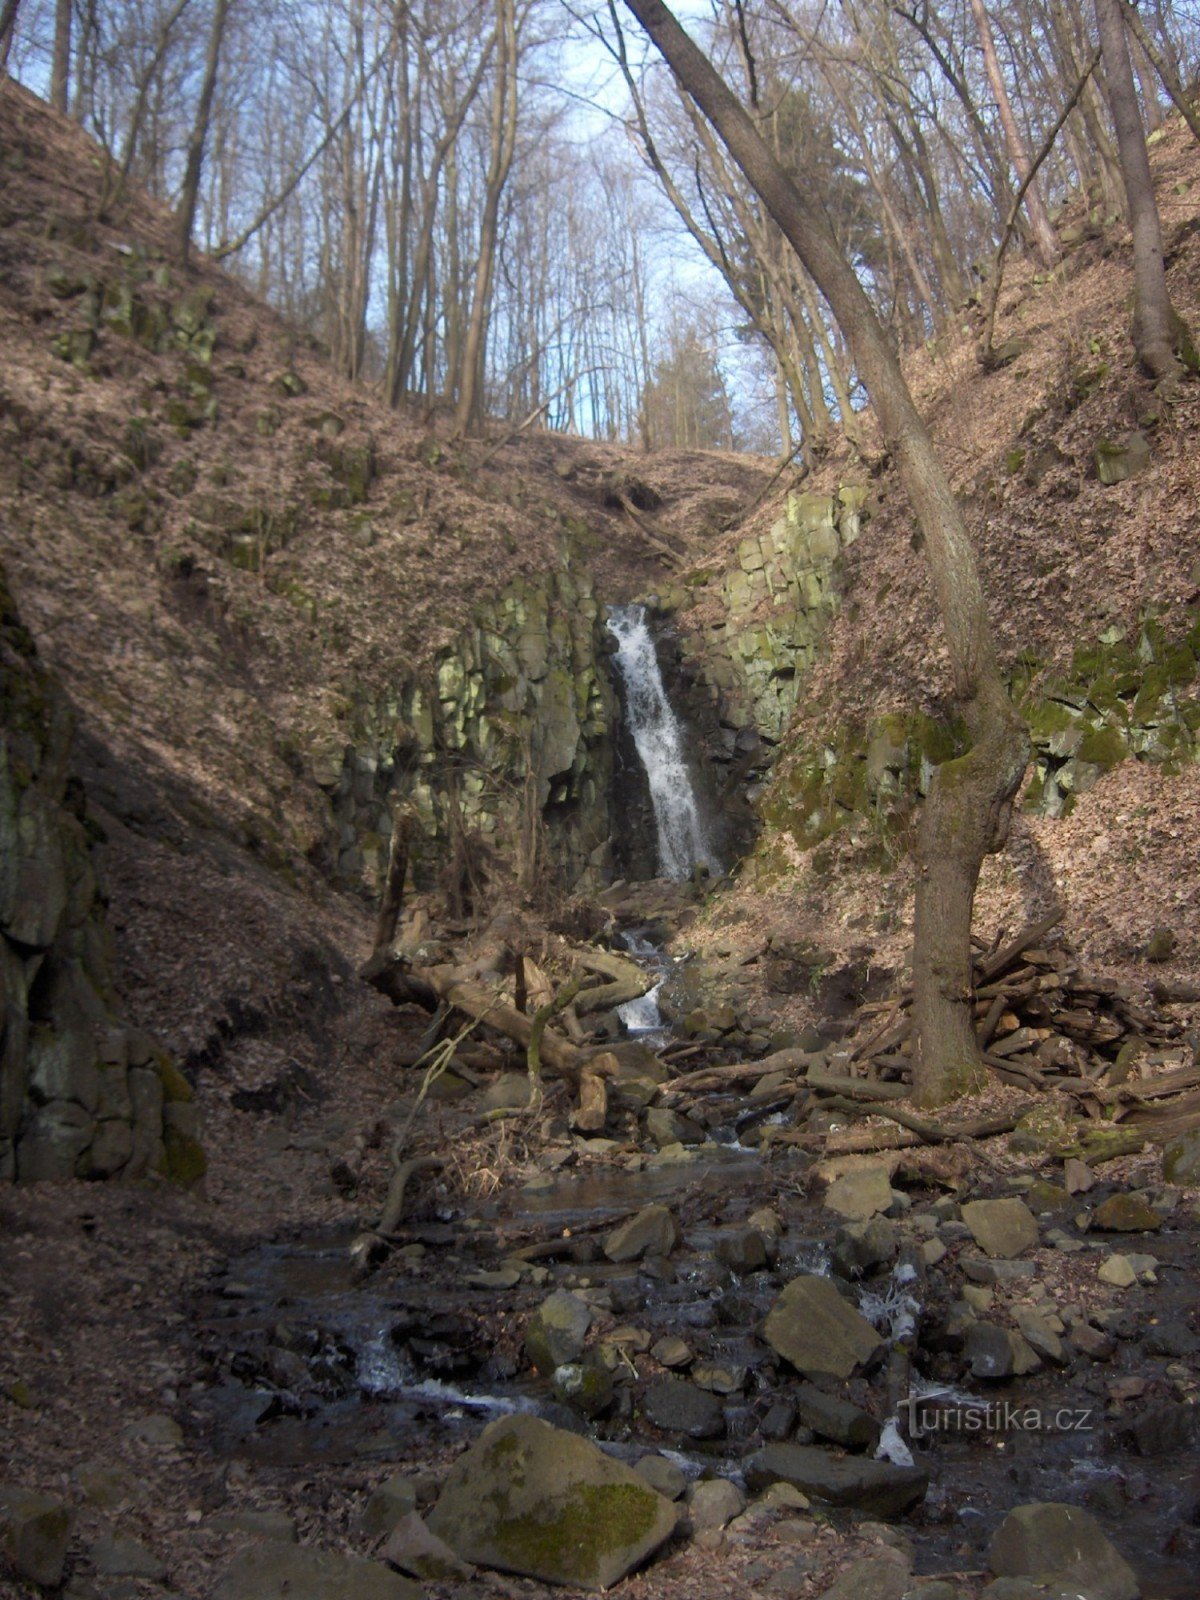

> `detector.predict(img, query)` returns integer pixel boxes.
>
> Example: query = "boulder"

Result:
[0,1486,73,1587]
[824,1165,895,1221]
[634,1456,687,1500]
[213,1542,421,1600]
[687,1478,746,1532]
[961,1199,1039,1259]
[1162,1131,1200,1185]
[604,1204,680,1262]
[793,1383,881,1452]
[814,1551,911,1600]
[427,1413,678,1590]
[762,1275,886,1379]
[1091,1194,1161,1233]
[988,1502,1139,1600]
[643,1377,725,1439]
[715,1228,769,1273]
[525,1290,593,1372]
[832,1217,898,1279]
[360,1474,418,1541]
[645,1107,703,1147]
[381,1512,472,1579]
[744,1445,928,1519]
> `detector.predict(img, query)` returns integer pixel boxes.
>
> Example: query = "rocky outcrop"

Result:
[1,564,195,1182]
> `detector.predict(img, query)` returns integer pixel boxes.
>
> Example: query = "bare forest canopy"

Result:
[4,0,1200,452]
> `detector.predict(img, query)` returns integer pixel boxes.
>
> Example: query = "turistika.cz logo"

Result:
[901,1396,1096,1437]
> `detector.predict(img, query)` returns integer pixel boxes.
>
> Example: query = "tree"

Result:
[50,0,71,111]
[641,320,735,450]
[621,0,1028,1106]
[1094,0,1192,380]
[177,0,232,262]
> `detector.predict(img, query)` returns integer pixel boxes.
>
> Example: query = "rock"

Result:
[744,1445,928,1519]
[1128,1401,1196,1456]
[90,1531,167,1580]
[715,1228,769,1273]
[645,1107,703,1147]
[211,1510,298,1543]
[72,1461,146,1509]
[1095,432,1151,486]
[961,1199,1040,1259]
[979,1582,1053,1600]
[643,1377,725,1438]
[381,1512,473,1579]
[634,1456,687,1500]
[1091,1194,1161,1232]
[962,1257,1037,1285]
[793,1382,881,1451]
[213,1542,421,1600]
[525,1290,592,1372]
[1143,1321,1199,1358]
[123,1412,184,1447]
[651,1335,693,1368]
[1144,925,1176,962]
[1162,1131,1200,1185]
[360,1474,420,1541]
[481,1072,538,1113]
[0,1486,73,1587]
[988,1502,1140,1600]
[1098,1254,1137,1288]
[687,1479,746,1532]
[832,1217,898,1278]
[553,1360,615,1417]
[426,1414,678,1590]
[965,1322,1015,1379]
[1013,1309,1065,1364]
[824,1164,895,1221]
[904,1585,965,1600]
[815,1552,911,1600]
[1064,1159,1095,1194]
[762,1275,886,1379]
[603,1204,680,1262]
[1069,1324,1115,1361]
[691,1362,745,1395]
[761,1397,798,1439]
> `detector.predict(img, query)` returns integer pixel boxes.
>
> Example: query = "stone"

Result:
[762,1275,886,1379]
[211,1510,297,1543]
[688,1478,746,1532]
[1013,1309,1065,1364]
[1145,925,1176,962]
[553,1360,615,1417]
[651,1335,693,1368]
[793,1382,881,1452]
[904,1585,964,1600]
[1143,1321,1199,1358]
[643,1377,725,1439]
[634,1456,687,1500]
[1128,1401,1196,1457]
[123,1412,183,1447]
[824,1164,895,1221]
[962,1257,1037,1285]
[744,1445,928,1519]
[1095,432,1151,486]
[979,1583,1052,1600]
[426,1414,678,1590]
[72,1461,146,1509]
[1069,1324,1115,1361]
[1098,1254,1137,1288]
[360,1474,419,1540]
[0,1486,73,1587]
[715,1228,769,1273]
[481,1072,537,1113]
[691,1362,745,1395]
[988,1502,1140,1600]
[645,1107,703,1147]
[603,1204,680,1262]
[815,1552,911,1600]
[961,1199,1040,1259]
[213,1542,421,1600]
[966,1322,1015,1380]
[525,1290,593,1372]
[1162,1131,1200,1185]
[381,1512,473,1579]
[1064,1159,1095,1194]
[832,1217,898,1278]
[90,1531,167,1580]
[1092,1193,1161,1232]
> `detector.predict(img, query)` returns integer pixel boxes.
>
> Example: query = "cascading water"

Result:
[606,603,720,882]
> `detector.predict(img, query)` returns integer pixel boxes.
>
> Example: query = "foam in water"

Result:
[607,604,720,881]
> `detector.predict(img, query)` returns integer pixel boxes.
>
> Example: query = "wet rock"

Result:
[815,1551,912,1600]
[643,1377,725,1438]
[651,1335,693,1368]
[1143,1321,1199,1358]
[553,1360,615,1418]
[761,1397,798,1439]
[1069,1324,1115,1362]
[634,1456,687,1500]
[525,1290,592,1372]
[0,1486,73,1587]
[1128,1401,1196,1457]
[90,1531,167,1580]
[744,1445,928,1518]
[427,1413,678,1590]
[692,1362,746,1395]
[213,1542,421,1600]
[1092,1194,1162,1233]
[715,1228,769,1273]
[762,1275,886,1379]
[965,1322,1016,1379]
[645,1107,703,1147]
[1162,1132,1200,1185]
[603,1204,680,1262]
[688,1478,746,1532]
[988,1502,1140,1600]
[961,1199,1039,1259]
[824,1165,895,1221]
[832,1217,898,1278]
[382,1512,472,1579]
[793,1382,881,1452]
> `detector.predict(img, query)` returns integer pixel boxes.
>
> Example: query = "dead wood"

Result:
[372,810,414,954]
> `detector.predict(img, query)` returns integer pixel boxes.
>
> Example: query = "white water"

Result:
[607,604,720,882]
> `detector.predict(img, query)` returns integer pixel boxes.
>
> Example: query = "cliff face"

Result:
[0,562,200,1182]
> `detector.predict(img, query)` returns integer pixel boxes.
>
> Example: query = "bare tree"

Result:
[177,0,232,262]
[1094,0,1191,379]
[622,0,1028,1105]
[1,0,23,72]
[50,0,71,110]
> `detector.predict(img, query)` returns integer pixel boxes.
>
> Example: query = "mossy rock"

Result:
[163,1125,207,1185]
[1076,725,1128,768]
[272,369,308,398]
[50,328,95,369]
[255,408,281,438]
[157,1056,194,1104]
[172,287,215,335]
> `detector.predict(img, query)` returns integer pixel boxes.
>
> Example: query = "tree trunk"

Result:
[1094,0,1187,379]
[968,0,1060,267]
[50,0,70,111]
[176,0,232,263]
[0,0,22,72]
[622,0,1028,1105]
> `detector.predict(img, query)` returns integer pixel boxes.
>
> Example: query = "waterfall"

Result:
[607,604,720,882]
